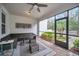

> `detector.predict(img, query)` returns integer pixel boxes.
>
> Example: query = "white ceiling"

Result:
[3,3,79,20]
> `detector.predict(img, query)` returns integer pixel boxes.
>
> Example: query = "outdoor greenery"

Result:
[69,8,79,34]
[47,8,79,32]
[41,32,66,42]
[57,20,66,32]
[57,34,66,42]
[73,38,79,48]
[47,17,54,30]
[69,19,79,32]
[41,32,54,41]
[45,7,79,48]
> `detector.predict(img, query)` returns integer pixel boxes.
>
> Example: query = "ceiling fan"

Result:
[27,3,48,13]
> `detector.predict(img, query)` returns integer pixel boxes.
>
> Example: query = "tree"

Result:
[69,8,79,35]
[56,20,66,37]
[47,18,54,30]
[57,20,66,33]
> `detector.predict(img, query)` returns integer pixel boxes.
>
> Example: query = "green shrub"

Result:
[42,32,48,36]
[73,38,79,48]
[41,32,54,41]
[44,32,53,34]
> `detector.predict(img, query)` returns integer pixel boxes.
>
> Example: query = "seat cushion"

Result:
[29,43,39,53]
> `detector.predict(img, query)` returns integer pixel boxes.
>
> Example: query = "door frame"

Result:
[55,17,69,49]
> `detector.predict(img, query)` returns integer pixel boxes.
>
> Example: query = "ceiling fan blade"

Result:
[27,3,34,5]
[29,5,34,11]
[37,4,48,7]
[37,7,40,12]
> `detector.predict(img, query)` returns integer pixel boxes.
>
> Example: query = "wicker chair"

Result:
[29,39,39,53]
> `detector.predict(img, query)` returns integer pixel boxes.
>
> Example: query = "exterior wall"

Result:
[39,19,48,36]
[39,19,48,32]
[0,4,10,39]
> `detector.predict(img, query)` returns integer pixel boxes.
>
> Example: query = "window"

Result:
[1,12,6,34]
[56,12,67,19]
[47,17,55,30]
[16,23,31,28]
[69,7,79,36]
[69,7,79,49]
[39,6,79,49]
[39,19,48,36]
[39,17,55,36]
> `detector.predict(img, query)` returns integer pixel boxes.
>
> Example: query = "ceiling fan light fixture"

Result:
[25,11,31,15]
[27,3,48,13]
